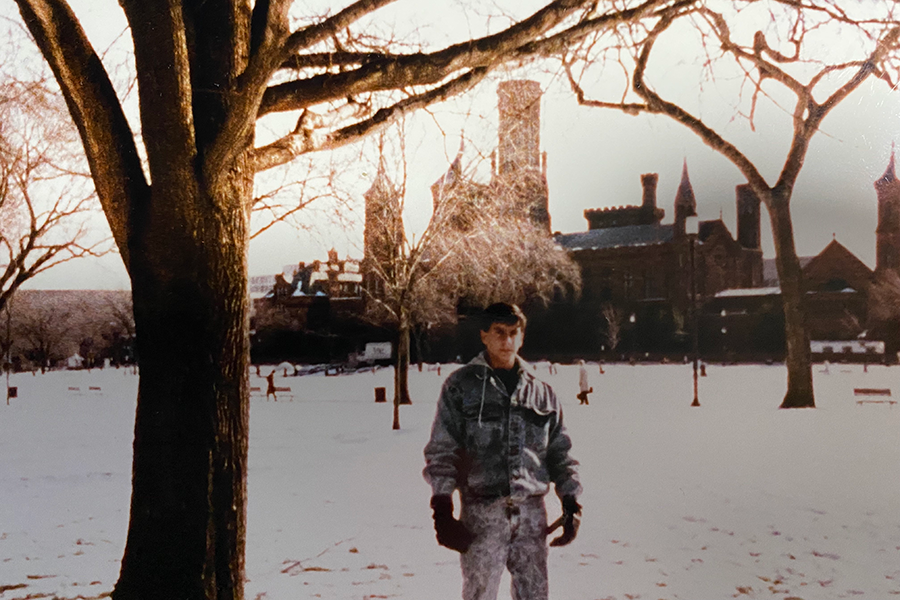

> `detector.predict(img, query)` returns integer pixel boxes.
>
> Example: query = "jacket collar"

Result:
[469,351,533,378]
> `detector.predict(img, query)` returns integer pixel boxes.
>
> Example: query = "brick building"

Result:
[252,250,370,364]
[700,150,900,362]
[552,163,764,357]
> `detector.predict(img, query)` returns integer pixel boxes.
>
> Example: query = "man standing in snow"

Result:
[423,302,582,600]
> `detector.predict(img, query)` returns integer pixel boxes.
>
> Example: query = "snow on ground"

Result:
[1,361,899,600]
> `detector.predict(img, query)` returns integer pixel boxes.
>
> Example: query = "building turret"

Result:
[875,145,900,273]
[497,80,542,175]
[736,184,761,250]
[492,80,550,230]
[673,160,697,237]
[584,172,664,230]
[431,142,464,209]
[641,173,659,211]
[363,163,402,297]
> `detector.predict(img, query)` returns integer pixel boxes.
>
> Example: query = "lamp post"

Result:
[629,312,636,363]
[686,215,700,407]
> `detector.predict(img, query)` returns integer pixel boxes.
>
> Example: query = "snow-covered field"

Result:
[1,362,899,600]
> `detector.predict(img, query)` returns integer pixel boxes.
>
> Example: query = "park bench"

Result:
[853,388,896,406]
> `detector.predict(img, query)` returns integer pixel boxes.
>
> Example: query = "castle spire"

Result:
[674,159,697,217]
[364,158,394,202]
[875,142,900,273]
[877,142,896,185]
[430,138,465,205]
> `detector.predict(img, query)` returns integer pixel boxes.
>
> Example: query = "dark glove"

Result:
[431,495,474,553]
[549,495,581,547]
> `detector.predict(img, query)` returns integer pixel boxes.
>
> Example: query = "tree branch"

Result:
[251,67,488,172]
[13,0,148,273]
[259,0,627,116]
[282,0,401,57]
[626,10,771,191]
[118,0,197,204]
[776,25,900,192]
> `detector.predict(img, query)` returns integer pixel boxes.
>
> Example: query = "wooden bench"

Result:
[854,388,896,406]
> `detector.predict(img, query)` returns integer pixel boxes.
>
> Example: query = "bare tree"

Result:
[564,1,900,408]
[868,269,900,354]
[16,301,71,371]
[601,301,623,353]
[11,1,686,596]
[364,139,580,429]
[0,45,107,315]
[99,292,136,367]
[104,292,135,339]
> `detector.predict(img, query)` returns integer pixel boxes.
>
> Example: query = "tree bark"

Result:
[767,190,814,408]
[107,2,254,598]
[113,174,251,600]
[392,312,411,429]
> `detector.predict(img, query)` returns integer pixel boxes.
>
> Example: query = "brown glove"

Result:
[431,495,475,553]
[548,495,581,547]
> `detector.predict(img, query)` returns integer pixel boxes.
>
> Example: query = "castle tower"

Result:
[735,184,761,250]
[673,160,697,237]
[875,145,900,273]
[493,80,550,230]
[497,80,542,175]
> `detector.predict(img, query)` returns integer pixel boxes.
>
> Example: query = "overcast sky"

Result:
[7,1,899,290]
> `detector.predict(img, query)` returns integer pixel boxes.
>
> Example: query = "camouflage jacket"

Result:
[423,353,581,502]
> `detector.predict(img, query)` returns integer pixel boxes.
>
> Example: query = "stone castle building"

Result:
[701,149,900,362]
[552,162,765,356]
[352,79,900,362]
[362,80,554,306]
[425,80,551,233]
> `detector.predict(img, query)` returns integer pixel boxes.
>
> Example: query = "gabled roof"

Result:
[698,219,732,242]
[802,238,874,290]
[556,223,674,251]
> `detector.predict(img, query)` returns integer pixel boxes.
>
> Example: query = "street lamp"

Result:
[629,312,636,363]
[686,215,700,407]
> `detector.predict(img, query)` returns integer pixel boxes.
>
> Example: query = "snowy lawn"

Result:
[1,362,898,600]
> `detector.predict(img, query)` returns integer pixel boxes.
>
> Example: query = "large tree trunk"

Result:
[113,177,251,600]
[767,190,815,408]
[112,1,254,595]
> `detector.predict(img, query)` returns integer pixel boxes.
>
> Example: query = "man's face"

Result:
[480,322,524,369]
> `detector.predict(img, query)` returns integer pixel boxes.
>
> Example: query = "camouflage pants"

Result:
[459,496,549,600]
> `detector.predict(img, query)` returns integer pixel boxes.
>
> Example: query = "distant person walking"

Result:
[266,370,277,402]
[576,359,592,405]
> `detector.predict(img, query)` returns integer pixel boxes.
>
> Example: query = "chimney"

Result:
[641,173,658,210]
[736,184,761,250]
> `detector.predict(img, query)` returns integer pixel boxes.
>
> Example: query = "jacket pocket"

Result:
[516,406,551,457]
